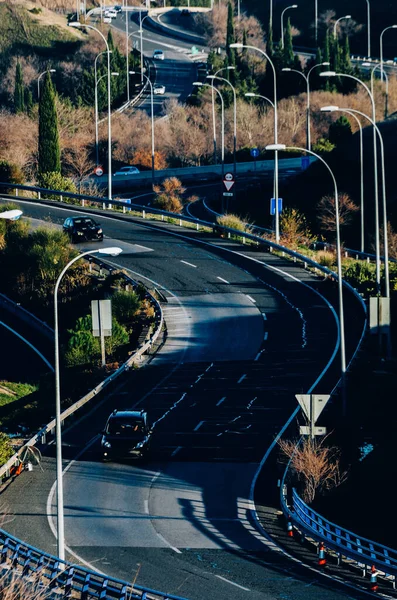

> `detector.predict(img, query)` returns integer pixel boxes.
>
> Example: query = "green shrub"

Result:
[0,432,14,467]
[216,213,251,233]
[312,138,335,154]
[316,251,335,268]
[0,160,25,185]
[29,7,42,14]
[37,172,78,201]
[112,290,141,324]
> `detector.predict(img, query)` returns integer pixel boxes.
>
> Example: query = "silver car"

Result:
[153,84,166,95]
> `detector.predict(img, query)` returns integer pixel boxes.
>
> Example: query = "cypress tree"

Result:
[341,35,352,72]
[328,115,352,147]
[24,88,33,116]
[107,29,115,51]
[322,31,332,90]
[38,72,60,175]
[267,20,274,56]
[226,2,236,65]
[14,62,24,114]
[282,18,294,66]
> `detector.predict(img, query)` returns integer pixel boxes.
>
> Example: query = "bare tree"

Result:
[317,192,359,238]
[278,435,348,504]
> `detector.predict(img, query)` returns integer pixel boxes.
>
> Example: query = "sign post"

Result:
[296,394,330,438]
[250,147,259,173]
[92,299,112,367]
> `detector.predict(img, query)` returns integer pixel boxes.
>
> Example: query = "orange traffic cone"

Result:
[370,565,378,592]
[286,516,294,538]
[318,542,326,567]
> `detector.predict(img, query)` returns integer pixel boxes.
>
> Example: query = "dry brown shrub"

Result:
[132,149,168,171]
[278,435,348,504]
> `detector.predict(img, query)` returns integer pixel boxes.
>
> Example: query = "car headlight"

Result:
[97,228,103,234]
[77,231,83,236]
[102,439,111,449]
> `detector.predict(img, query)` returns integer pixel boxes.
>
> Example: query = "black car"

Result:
[101,409,152,460]
[63,216,103,243]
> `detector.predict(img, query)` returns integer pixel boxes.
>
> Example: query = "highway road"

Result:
[0,198,367,600]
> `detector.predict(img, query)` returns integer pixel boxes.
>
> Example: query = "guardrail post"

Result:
[179,219,182,227]
[38,191,41,199]
[242,236,245,244]
[143,210,146,219]
[15,188,18,197]
[60,195,63,203]
[367,256,370,264]
[196,222,199,231]
[161,214,164,221]
[81,199,85,207]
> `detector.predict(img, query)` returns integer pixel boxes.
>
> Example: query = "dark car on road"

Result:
[63,216,103,243]
[101,409,152,460]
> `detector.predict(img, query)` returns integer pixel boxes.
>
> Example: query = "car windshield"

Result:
[107,418,145,436]
[74,218,95,226]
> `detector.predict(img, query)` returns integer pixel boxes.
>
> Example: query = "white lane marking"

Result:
[0,321,54,372]
[171,446,182,456]
[245,295,256,303]
[144,499,149,514]
[216,396,226,406]
[195,375,202,384]
[215,575,250,591]
[152,392,187,428]
[194,420,204,431]
[217,276,229,284]
[237,374,246,384]
[262,312,267,320]
[205,362,213,371]
[134,243,153,251]
[264,332,268,341]
[254,353,261,361]
[156,532,182,554]
[150,471,161,486]
[180,260,197,268]
[247,397,257,409]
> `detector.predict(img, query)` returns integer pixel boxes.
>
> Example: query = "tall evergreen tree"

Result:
[14,62,24,114]
[282,18,294,66]
[322,31,332,90]
[38,72,60,175]
[107,29,115,51]
[226,2,236,66]
[267,20,274,56]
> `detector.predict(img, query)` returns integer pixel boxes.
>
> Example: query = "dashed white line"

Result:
[171,446,182,456]
[194,420,204,431]
[134,244,153,251]
[216,396,226,406]
[156,532,182,554]
[254,353,261,361]
[262,312,267,320]
[144,499,149,514]
[246,295,256,303]
[205,363,213,371]
[237,374,246,384]
[264,332,268,341]
[215,575,250,591]
[217,276,230,284]
[180,260,197,268]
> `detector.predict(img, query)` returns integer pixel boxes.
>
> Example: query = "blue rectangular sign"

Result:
[301,156,310,171]
[270,198,283,215]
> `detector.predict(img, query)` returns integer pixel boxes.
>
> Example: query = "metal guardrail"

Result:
[0,528,188,600]
[280,487,397,588]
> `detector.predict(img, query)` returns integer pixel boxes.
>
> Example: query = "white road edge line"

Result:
[217,276,229,284]
[156,532,182,554]
[180,260,197,268]
[245,295,256,303]
[237,374,246,384]
[194,420,204,431]
[215,575,250,591]
[216,397,226,406]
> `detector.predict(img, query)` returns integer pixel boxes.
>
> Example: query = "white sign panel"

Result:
[92,299,112,337]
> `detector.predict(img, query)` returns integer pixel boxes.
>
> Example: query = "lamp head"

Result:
[49,69,56,73]
[98,247,123,257]
[229,43,243,48]
[291,4,298,7]
[344,14,352,18]
[193,82,203,86]
[68,22,81,28]
[361,62,371,67]
[321,105,339,112]
[111,72,119,76]
[244,92,256,97]
[282,68,292,72]
[320,71,336,77]
[322,62,330,66]
[266,144,286,151]
[227,66,236,70]
[206,75,215,79]
[129,71,136,75]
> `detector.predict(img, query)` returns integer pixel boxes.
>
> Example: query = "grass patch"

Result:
[0,381,38,408]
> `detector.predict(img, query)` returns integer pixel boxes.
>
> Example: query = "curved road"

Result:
[0,199,366,600]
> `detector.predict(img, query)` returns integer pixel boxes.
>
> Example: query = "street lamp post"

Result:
[138,13,151,85]
[95,70,119,168]
[366,0,371,58]
[69,23,113,202]
[320,70,380,294]
[282,62,329,151]
[380,25,397,79]
[363,61,390,122]
[54,246,123,561]
[194,82,225,176]
[267,143,346,409]
[207,69,237,177]
[37,69,56,100]
[281,4,298,48]
[230,43,280,242]
[129,71,155,187]
[333,15,351,39]
[321,106,365,253]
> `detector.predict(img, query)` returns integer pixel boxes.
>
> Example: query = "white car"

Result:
[153,49,165,60]
[114,166,140,176]
[153,84,166,95]
[104,9,117,18]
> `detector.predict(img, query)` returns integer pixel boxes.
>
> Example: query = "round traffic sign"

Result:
[250,147,260,158]
[95,166,104,177]
[224,172,234,181]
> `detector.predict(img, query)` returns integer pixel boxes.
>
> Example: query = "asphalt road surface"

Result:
[0,199,367,600]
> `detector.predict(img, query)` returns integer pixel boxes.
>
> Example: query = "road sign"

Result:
[301,156,310,171]
[223,192,233,197]
[95,165,104,177]
[250,147,260,158]
[223,172,235,191]
[191,46,199,55]
[270,198,282,215]
[300,426,327,436]
[296,394,330,424]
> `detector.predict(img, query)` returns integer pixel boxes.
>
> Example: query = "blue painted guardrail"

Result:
[0,529,188,600]
[280,486,397,589]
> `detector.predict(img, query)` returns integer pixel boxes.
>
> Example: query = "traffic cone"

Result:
[370,565,378,592]
[318,542,326,567]
[286,516,294,538]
